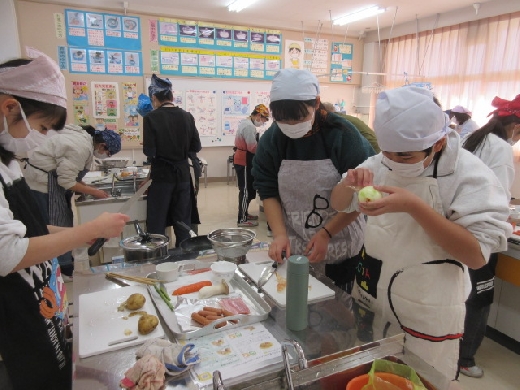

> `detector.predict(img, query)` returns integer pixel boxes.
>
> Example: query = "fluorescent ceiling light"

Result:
[333,6,385,26]
[228,0,258,13]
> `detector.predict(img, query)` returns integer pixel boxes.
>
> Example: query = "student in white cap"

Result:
[0,49,129,389]
[330,86,511,380]
[450,105,479,138]
[253,68,375,292]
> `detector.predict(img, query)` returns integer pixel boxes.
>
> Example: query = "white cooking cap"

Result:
[270,69,320,102]
[451,105,472,116]
[374,87,448,152]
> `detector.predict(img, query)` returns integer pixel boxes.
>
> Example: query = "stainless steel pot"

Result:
[120,221,169,263]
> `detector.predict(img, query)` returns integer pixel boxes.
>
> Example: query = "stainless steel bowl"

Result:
[207,228,255,264]
[99,159,129,169]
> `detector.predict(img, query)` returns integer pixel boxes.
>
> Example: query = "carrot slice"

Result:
[172,281,212,295]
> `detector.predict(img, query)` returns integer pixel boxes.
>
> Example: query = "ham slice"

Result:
[219,297,250,315]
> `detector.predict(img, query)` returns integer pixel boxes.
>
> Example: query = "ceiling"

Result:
[24,0,519,38]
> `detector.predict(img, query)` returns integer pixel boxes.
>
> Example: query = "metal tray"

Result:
[149,272,271,340]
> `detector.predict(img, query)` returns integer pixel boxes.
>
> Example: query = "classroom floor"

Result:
[68,181,520,388]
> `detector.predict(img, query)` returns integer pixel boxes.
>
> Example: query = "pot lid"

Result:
[120,234,169,251]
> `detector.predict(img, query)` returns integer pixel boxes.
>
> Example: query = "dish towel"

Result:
[120,355,165,390]
[136,338,200,376]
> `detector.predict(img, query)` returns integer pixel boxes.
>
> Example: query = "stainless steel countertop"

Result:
[72,258,449,390]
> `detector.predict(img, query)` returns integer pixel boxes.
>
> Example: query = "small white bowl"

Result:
[211,261,237,282]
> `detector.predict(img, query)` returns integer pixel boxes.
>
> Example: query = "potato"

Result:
[138,314,159,335]
[125,293,146,310]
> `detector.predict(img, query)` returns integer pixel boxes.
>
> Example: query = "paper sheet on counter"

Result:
[183,323,282,386]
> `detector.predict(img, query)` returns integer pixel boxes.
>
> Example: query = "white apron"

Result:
[352,169,468,379]
[278,159,364,263]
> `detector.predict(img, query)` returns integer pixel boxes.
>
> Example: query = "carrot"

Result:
[172,281,212,295]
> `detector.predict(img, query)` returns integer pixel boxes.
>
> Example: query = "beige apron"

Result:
[278,159,364,263]
[352,170,468,379]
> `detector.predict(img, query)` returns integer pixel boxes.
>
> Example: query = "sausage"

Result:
[203,306,223,315]
[191,312,212,326]
[198,310,221,317]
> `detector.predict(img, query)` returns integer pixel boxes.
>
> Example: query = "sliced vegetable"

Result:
[172,281,212,296]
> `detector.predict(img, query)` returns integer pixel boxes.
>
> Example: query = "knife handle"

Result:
[88,238,108,256]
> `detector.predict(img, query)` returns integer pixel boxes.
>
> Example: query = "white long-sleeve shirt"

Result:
[0,160,29,276]
[24,124,94,193]
[342,131,512,262]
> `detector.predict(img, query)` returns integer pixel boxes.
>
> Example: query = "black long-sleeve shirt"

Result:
[143,106,201,182]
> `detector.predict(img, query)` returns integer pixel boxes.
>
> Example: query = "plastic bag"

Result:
[137,93,153,117]
[361,359,428,390]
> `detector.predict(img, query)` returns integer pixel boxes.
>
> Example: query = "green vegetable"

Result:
[358,186,382,203]
[154,285,174,311]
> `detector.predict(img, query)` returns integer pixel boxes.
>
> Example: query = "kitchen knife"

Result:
[107,335,138,346]
[87,180,152,256]
[257,261,278,289]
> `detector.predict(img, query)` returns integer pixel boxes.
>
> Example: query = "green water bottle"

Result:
[286,255,309,331]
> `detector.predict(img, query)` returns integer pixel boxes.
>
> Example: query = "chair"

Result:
[227,155,236,185]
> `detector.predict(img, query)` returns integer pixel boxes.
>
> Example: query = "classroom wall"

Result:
[15,1,364,178]
[0,0,21,62]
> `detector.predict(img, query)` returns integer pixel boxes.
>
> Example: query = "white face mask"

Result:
[382,154,432,178]
[94,150,109,159]
[0,106,47,153]
[253,120,263,127]
[277,110,314,139]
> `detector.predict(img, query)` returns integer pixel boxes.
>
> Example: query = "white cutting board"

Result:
[78,285,164,358]
[239,262,335,308]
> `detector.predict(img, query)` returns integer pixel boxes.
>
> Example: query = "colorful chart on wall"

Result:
[157,18,281,54]
[92,82,120,119]
[159,47,281,80]
[330,42,353,83]
[68,47,143,75]
[222,90,251,136]
[65,9,141,50]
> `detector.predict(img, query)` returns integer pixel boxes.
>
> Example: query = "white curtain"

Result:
[382,12,520,128]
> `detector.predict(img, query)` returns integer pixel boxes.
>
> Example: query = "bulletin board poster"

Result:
[159,47,281,80]
[330,42,353,83]
[157,18,281,55]
[69,47,143,75]
[304,38,329,76]
[284,40,304,69]
[72,81,90,126]
[185,90,218,136]
[65,9,141,50]
[171,90,185,108]
[92,82,120,119]
[122,82,139,128]
[222,91,251,136]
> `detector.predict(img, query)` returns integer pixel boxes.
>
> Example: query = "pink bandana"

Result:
[0,48,67,108]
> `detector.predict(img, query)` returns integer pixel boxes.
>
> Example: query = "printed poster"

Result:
[92,82,120,119]
[122,82,139,127]
[120,127,140,143]
[284,40,304,69]
[185,90,218,136]
[171,90,185,109]
[305,37,329,75]
[330,42,353,83]
[72,81,90,126]
[222,90,250,136]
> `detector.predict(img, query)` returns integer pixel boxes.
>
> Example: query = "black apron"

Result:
[0,172,71,390]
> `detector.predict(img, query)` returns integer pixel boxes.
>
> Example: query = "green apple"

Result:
[358,186,382,203]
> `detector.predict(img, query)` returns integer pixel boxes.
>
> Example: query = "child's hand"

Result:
[358,185,422,216]
[342,168,374,189]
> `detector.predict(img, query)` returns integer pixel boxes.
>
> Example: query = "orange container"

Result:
[346,372,414,390]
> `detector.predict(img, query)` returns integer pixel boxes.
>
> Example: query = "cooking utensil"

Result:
[105,274,130,287]
[120,221,169,263]
[108,335,138,346]
[207,228,256,264]
[176,221,213,253]
[88,180,152,256]
[257,261,278,290]
[105,272,165,286]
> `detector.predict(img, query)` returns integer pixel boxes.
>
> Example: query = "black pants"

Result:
[235,164,255,223]
[459,303,490,368]
[146,180,191,246]
[325,255,358,294]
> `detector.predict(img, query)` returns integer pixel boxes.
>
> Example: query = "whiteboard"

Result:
[144,75,272,147]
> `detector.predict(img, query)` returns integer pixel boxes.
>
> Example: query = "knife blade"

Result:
[257,261,278,289]
[88,180,152,256]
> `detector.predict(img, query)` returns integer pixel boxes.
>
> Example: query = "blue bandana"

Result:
[148,74,172,98]
[96,129,121,155]
[137,94,153,117]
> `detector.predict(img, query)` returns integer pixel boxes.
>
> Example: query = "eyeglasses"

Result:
[305,194,329,229]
